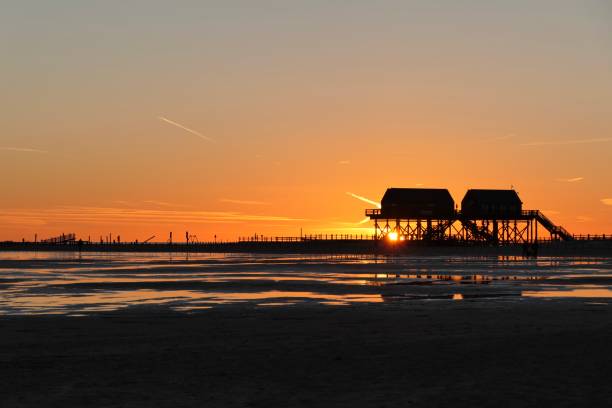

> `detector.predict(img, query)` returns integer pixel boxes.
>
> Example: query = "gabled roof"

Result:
[381,188,454,206]
[462,189,522,205]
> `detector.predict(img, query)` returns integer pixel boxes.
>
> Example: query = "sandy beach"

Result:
[2,252,612,407]
[2,300,612,407]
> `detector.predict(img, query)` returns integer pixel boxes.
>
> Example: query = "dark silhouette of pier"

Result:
[367,188,575,243]
[2,235,612,257]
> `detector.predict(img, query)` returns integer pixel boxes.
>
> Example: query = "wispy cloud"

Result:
[0,147,48,154]
[576,215,592,223]
[113,200,189,208]
[316,226,375,234]
[0,206,304,226]
[338,160,350,165]
[158,116,214,142]
[329,218,370,226]
[556,177,584,183]
[219,198,270,205]
[521,137,612,147]
[143,200,189,208]
[346,192,381,209]
[601,198,612,206]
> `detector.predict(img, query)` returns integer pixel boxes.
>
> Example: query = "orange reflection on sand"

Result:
[2,289,383,313]
[209,291,383,303]
[522,287,612,298]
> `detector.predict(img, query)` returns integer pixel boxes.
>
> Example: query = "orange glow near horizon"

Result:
[1,1,611,241]
[0,185,609,242]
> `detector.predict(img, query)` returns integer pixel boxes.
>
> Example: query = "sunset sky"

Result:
[1,0,611,241]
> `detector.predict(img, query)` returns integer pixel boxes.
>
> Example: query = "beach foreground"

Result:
[2,300,612,407]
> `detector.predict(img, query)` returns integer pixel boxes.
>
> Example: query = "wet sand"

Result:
[2,253,612,406]
[2,300,612,407]
[3,253,612,314]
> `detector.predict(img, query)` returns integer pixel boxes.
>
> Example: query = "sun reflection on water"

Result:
[1,252,612,315]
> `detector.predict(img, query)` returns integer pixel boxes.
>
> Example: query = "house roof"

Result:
[381,188,454,207]
[461,189,522,206]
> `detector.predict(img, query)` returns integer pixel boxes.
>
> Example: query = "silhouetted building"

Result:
[380,188,455,218]
[367,187,571,242]
[461,189,522,219]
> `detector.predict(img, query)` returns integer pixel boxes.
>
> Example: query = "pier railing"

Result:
[6,232,611,247]
[571,234,610,241]
[238,234,376,242]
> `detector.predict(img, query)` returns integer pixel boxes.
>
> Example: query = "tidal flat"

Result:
[1,252,612,407]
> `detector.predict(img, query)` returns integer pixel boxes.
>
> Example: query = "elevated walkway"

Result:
[523,211,573,241]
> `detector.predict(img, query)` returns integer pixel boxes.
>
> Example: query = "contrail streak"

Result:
[346,192,381,208]
[556,177,584,183]
[158,116,214,142]
[0,147,48,153]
